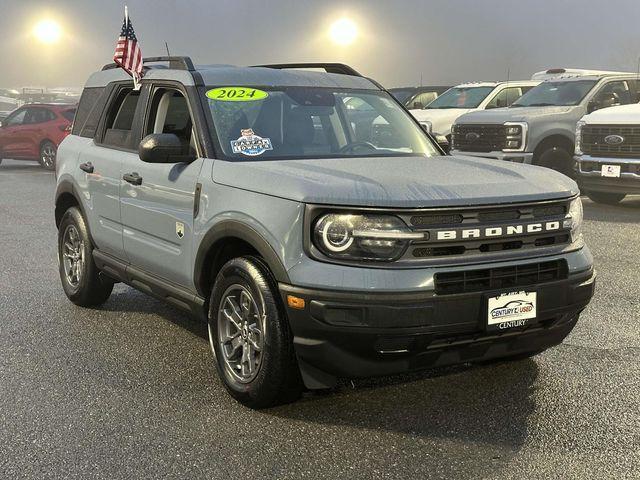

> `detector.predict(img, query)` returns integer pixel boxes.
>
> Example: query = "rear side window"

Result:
[72,87,106,138]
[61,109,76,121]
[101,88,141,149]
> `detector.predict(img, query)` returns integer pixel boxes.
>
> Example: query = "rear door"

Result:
[23,107,57,158]
[78,84,143,260]
[120,83,204,288]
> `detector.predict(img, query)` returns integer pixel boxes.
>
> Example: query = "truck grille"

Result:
[581,124,640,158]
[451,124,506,152]
[434,260,568,295]
[393,198,573,264]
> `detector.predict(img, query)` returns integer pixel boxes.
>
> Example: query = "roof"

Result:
[85,63,380,90]
[455,80,539,88]
[531,68,634,81]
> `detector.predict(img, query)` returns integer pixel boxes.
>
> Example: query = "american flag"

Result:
[113,7,143,85]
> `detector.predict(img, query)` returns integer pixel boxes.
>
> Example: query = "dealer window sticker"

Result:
[206,87,269,102]
[230,129,273,156]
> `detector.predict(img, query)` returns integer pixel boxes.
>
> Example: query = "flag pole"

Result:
[125,5,141,90]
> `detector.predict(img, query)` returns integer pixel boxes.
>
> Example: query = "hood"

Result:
[583,103,640,124]
[457,105,574,124]
[409,108,473,136]
[212,155,577,208]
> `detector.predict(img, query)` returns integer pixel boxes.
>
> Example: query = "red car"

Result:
[0,103,76,170]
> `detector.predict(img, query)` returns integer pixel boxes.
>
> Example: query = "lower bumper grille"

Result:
[434,260,568,295]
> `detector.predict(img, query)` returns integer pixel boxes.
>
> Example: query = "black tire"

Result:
[58,207,113,307]
[535,146,575,178]
[38,140,57,170]
[586,191,626,205]
[208,256,302,409]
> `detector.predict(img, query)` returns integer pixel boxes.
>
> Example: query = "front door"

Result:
[120,85,204,289]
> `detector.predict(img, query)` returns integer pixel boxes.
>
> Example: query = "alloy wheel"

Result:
[62,225,84,287]
[216,284,265,383]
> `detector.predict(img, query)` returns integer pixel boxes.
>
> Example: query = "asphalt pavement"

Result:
[0,159,638,479]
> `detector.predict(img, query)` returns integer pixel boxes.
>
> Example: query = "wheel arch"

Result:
[194,220,290,298]
[532,133,574,163]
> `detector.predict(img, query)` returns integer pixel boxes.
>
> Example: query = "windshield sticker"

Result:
[206,87,268,102]
[230,129,273,156]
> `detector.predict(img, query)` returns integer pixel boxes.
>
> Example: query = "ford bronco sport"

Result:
[451,68,640,177]
[55,57,595,408]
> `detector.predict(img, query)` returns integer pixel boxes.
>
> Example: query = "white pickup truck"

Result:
[409,81,539,143]
[575,103,640,204]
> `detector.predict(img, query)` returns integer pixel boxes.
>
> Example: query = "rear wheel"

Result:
[208,256,302,408]
[586,191,626,205]
[39,141,57,170]
[58,207,113,306]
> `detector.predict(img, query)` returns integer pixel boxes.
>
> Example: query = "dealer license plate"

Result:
[487,291,537,330]
[601,165,621,178]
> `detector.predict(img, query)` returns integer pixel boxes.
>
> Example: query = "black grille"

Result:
[401,199,572,260]
[582,124,640,158]
[434,260,568,295]
[452,124,506,152]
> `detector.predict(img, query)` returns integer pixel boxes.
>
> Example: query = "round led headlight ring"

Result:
[320,219,354,252]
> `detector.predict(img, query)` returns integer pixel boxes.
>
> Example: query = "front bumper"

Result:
[451,150,534,164]
[280,267,595,389]
[575,154,640,195]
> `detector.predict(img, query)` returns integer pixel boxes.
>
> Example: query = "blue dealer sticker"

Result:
[230,129,273,156]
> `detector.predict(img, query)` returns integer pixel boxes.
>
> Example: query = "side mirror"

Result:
[413,101,423,109]
[139,133,194,163]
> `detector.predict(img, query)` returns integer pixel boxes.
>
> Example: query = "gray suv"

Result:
[450,69,640,176]
[55,57,595,408]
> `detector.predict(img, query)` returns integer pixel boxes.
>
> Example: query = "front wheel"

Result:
[586,191,626,205]
[208,256,302,409]
[39,141,57,170]
[58,207,113,306]
[535,146,574,177]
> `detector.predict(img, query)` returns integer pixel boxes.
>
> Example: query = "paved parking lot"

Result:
[0,159,638,479]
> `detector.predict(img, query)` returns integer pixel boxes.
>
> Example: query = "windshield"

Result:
[426,86,494,109]
[205,87,439,160]
[510,80,597,107]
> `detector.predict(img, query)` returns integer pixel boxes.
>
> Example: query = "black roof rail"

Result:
[102,56,195,72]
[251,63,363,77]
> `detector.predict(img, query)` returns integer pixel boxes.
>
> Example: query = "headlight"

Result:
[420,121,432,133]
[313,213,424,261]
[575,120,585,155]
[563,197,583,243]
[503,122,527,152]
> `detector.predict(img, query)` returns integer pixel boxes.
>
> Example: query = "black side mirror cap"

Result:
[139,133,194,163]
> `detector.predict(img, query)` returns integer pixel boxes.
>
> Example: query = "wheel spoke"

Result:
[222,297,243,330]
[239,290,251,319]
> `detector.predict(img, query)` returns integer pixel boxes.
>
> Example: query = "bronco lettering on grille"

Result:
[434,221,561,241]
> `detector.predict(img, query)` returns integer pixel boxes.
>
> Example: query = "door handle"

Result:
[79,162,94,173]
[123,172,143,186]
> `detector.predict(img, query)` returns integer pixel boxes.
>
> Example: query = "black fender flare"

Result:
[193,220,290,297]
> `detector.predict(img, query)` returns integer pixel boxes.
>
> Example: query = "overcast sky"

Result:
[1,0,640,89]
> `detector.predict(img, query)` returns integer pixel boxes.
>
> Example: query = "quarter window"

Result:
[4,109,27,126]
